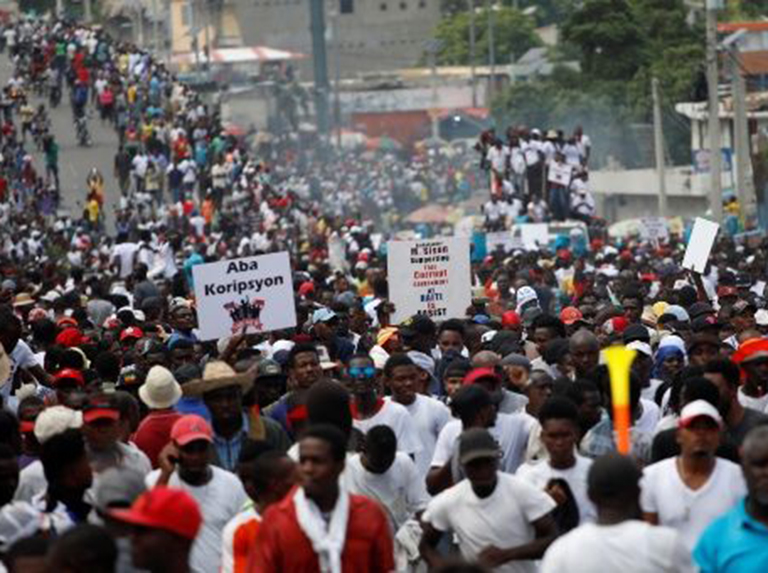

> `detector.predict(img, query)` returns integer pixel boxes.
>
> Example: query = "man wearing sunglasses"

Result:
[348,354,421,458]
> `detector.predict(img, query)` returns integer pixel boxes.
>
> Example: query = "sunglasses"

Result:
[349,366,376,379]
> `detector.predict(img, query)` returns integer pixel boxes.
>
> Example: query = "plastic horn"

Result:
[603,345,637,456]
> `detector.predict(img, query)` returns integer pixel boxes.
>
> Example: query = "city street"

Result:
[1,52,121,230]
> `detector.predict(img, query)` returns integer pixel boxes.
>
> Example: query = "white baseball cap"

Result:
[679,400,722,429]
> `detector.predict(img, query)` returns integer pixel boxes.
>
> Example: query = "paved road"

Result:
[0,54,121,231]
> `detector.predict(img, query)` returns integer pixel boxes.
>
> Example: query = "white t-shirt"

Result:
[146,467,248,573]
[3,341,38,401]
[345,452,429,531]
[386,394,452,479]
[488,146,510,173]
[639,457,746,550]
[353,400,421,456]
[737,387,768,412]
[423,473,556,573]
[516,455,596,525]
[541,520,694,573]
[111,242,139,278]
[431,413,531,476]
[635,399,661,435]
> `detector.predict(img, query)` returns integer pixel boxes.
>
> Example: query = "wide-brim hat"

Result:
[182,360,253,397]
[139,365,184,410]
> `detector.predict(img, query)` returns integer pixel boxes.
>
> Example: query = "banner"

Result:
[192,253,297,341]
[388,237,471,323]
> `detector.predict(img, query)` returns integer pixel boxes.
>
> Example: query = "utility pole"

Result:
[652,77,668,217]
[730,49,754,225]
[469,0,477,107]
[486,0,495,100]
[203,0,211,72]
[425,39,442,140]
[706,2,723,223]
[308,0,330,136]
[330,11,342,149]
[153,0,161,55]
[84,0,92,22]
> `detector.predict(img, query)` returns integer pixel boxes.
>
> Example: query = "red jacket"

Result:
[250,490,394,573]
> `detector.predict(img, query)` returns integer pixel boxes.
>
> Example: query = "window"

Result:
[340,0,354,14]
[181,1,192,27]
[399,1,407,8]
[418,0,426,7]
[380,2,387,9]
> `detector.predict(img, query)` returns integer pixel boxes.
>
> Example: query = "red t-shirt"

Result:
[250,490,394,573]
[132,410,183,468]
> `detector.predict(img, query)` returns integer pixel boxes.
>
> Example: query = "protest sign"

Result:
[486,231,525,254]
[387,237,471,323]
[520,223,550,249]
[193,253,296,341]
[640,217,669,242]
[547,162,573,187]
[682,218,719,274]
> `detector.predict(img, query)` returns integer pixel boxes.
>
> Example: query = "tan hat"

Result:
[0,343,10,388]
[12,293,35,308]
[139,366,183,410]
[182,360,253,397]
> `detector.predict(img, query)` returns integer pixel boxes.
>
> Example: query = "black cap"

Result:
[691,315,722,332]
[622,324,650,345]
[399,314,436,339]
[688,302,716,320]
[255,359,284,380]
[458,428,500,465]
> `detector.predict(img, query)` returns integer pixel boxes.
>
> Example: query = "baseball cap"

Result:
[82,395,120,424]
[298,281,315,297]
[692,315,722,332]
[463,367,500,386]
[689,302,716,320]
[559,307,584,326]
[501,311,521,328]
[499,353,531,370]
[53,368,85,386]
[664,305,690,323]
[522,306,543,328]
[623,323,650,344]
[732,299,757,315]
[255,359,284,380]
[399,314,436,338]
[93,467,147,513]
[110,486,202,541]
[756,309,768,327]
[55,327,88,348]
[311,307,337,325]
[458,428,500,465]
[171,415,213,446]
[407,350,436,376]
[602,316,629,336]
[120,326,145,342]
[626,340,652,357]
[687,333,721,353]
[679,399,722,428]
[516,286,538,312]
[34,406,83,444]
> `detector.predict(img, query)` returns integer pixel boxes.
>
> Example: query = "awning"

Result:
[172,46,305,65]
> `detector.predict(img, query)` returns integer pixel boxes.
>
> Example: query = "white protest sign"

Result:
[682,218,719,274]
[547,162,573,186]
[640,217,669,242]
[192,252,296,341]
[486,232,524,253]
[387,237,471,323]
[520,223,550,249]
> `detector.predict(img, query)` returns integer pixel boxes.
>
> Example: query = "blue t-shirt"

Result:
[694,497,768,573]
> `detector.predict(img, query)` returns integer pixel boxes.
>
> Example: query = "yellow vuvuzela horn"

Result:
[603,345,637,456]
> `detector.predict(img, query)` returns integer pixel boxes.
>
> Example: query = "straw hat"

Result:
[182,360,253,397]
[139,366,183,410]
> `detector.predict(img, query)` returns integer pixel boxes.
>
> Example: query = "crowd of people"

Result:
[0,12,767,573]
[478,127,597,229]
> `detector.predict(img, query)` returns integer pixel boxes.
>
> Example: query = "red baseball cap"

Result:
[171,415,213,446]
[463,367,501,386]
[501,311,521,329]
[83,396,120,424]
[56,317,78,329]
[560,306,584,326]
[53,368,85,386]
[298,281,315,297]
[120,326,145,342]
[55,327,88,348]
[602,316,629,336]
[110,486,202,541]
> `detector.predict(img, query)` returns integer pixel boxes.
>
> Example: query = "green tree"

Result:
[561,0,646,82]
[431,7,541,66]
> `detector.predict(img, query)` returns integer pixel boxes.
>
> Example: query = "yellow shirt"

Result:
[87,199,99,222]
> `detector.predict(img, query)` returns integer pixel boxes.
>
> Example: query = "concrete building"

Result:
[233,0,442,76]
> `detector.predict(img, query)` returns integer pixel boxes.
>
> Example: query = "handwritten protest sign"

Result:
[547,162,573,187]
[520,223,550,249]
[486,231,525,254]
[388,237,471,323]
[640,217,669,242]
[193,253,296,341]
[682,218,719,274]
